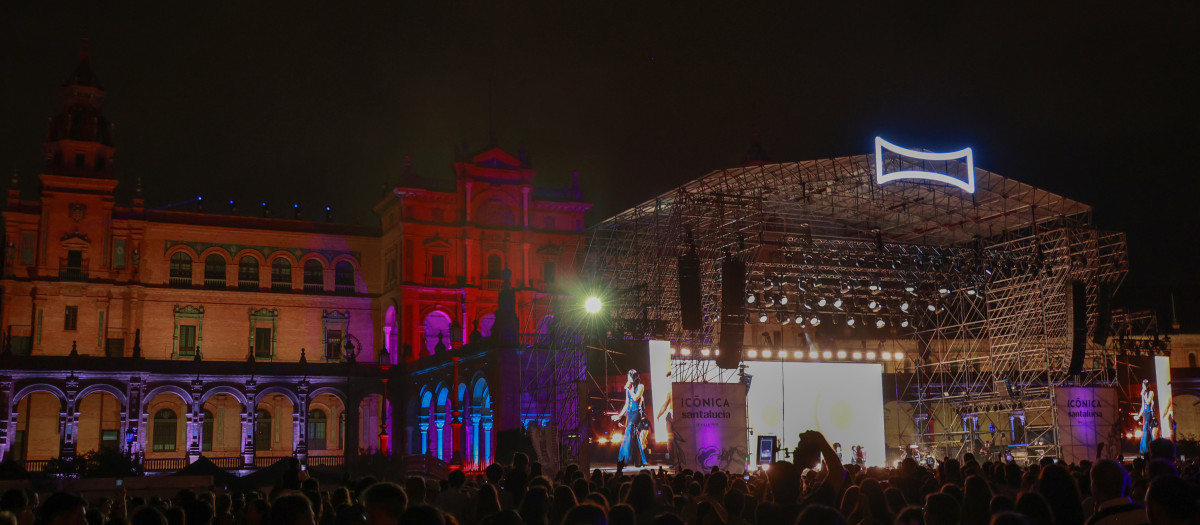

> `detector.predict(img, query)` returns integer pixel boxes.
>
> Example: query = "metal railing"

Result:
[21,460,49,473]
[169,276,192,287]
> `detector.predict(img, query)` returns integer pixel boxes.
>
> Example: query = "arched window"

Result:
[304,260,324,292]
[307,409,327,450]
[487,254,503,280]
[479,314,496,339]
[169,253,192,287]
[152,409,178,452]
[271,259,292,292]
[254,409,272,451]
[204,254,226,289]
[201,409,214,451]
[238,257,259,290]
[423,311,453,354]
[334,261,354,294]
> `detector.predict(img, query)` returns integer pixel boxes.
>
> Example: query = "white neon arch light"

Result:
[874,137,975,193]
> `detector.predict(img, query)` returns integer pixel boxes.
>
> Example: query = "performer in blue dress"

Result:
[612,369,648,467]
[1137,379,1157,455]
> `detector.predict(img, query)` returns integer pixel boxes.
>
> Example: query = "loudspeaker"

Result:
[1092,282,1113,346]
[495,429,535,464]
[717,259,746,369]
[678,251,703,331]
[1067,281,1087,376]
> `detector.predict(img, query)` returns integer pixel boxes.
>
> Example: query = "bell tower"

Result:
[43,42,115,178]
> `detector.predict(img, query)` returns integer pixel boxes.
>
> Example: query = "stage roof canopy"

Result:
[598,154,1093,247]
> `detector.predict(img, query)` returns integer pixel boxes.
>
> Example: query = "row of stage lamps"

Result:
[747,284,983,306]
[671,346,905,362]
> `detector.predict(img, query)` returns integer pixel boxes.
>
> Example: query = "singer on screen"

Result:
[612,369,648,466]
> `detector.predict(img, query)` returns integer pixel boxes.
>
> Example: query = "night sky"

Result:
[2,3,1198,330]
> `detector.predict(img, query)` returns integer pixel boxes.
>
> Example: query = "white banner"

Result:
[1055,387,1119,464]
[671,382,747,472]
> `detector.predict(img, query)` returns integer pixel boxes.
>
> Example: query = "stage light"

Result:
[802,300,813,310]
[867,300,878,310]
[793,350,804,359]
[927,304,937,312]
[833,298,844,310]
[747,293,757,304]
[900,301,910,313]
[585,297,603,314]
[1134,429,1144,439]
[893,352,904,361]
[747,349,758,358]
[762,350,773,359]
[875,319,886,328]
[810,317,821,326]
[700,348,711,357]
[882,351,892,360]
[759,312,768,323]
[846,317,855,327]
[714,349,720,356]
[900,319,911,328]
[780,295,788,305]
[669,347,676,355]
[840,282,851,294]
[905,284,917,295]
[1125,432,1133,439]
[817,297,828,307]
[612,433,624,443]
[967,287,978,296]
[837,350,847,359]
[809,350,819,359]
[822,351,833,359]
[681,348,692,356]
[938,287,951,295]
[598,437,609,444]
[866,351,876,359]
[868,281,881,292]
[852,352,862,360]
[764,296,776,308]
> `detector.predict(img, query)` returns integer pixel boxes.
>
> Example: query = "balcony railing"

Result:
[20,460,49,473]
[307,455,344,468]
[143,457,188,472]
[303,283,324,293]
[334,284,354,295]
[169,276,192,287]
[238,280,259,290]
[204,278,226,289]
[483,279,503,290]
[272,282,292,292]
[59,267,86,281]
[207,456,244,469]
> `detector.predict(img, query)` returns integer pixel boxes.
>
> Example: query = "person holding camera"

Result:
[612,369,649,467]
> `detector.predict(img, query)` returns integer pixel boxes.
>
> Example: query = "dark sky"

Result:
[2,2,1199,330]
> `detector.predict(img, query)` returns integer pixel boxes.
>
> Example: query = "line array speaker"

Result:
[717,259,746,369]
[678,251,703,331]
[1067,281,1087,376]
[1092,282,1113,346]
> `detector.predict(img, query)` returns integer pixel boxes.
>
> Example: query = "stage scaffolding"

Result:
[569,154,1128,462]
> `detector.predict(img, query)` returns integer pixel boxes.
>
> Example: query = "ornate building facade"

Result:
[0,50,589,472]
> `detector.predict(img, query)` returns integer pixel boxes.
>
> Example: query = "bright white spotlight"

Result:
[866,351,876,359]
[780,295,788,305]
[833,298,844,309]
[900,301,910,313]
[810,317,821,326]
[809,350,819,359]
[846,317,856,327]
[852,351,863,360]
[759,312,768,323]
[700,348,711,357]
[793,350,804,359]
[680,348,692,356]
[875,319,886,328]
[822,351,833,359]
[762,349,773,359]
[817,298,828,307]
[747,293,756,304]
[893,352,904,361]
[900,319,911,328]
[837,350,847,359]
[747,349,759,358]
[927,304,937,312]
[882,351,892,360]
[584,297,603,313]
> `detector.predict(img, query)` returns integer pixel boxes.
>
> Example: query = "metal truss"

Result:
[567,154,1127,462]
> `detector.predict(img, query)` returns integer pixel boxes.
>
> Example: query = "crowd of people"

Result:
[3,431,1198,525]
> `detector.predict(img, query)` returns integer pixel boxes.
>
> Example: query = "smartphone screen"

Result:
[116,479,123,487]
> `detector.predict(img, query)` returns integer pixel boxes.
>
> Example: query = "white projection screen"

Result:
[645,341,887,467]
[743,361,886,467]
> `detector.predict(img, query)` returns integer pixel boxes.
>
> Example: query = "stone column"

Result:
[187,379,203,463]
[0,378,11,461]
[61,378,80,459]
[242,379,257,468]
